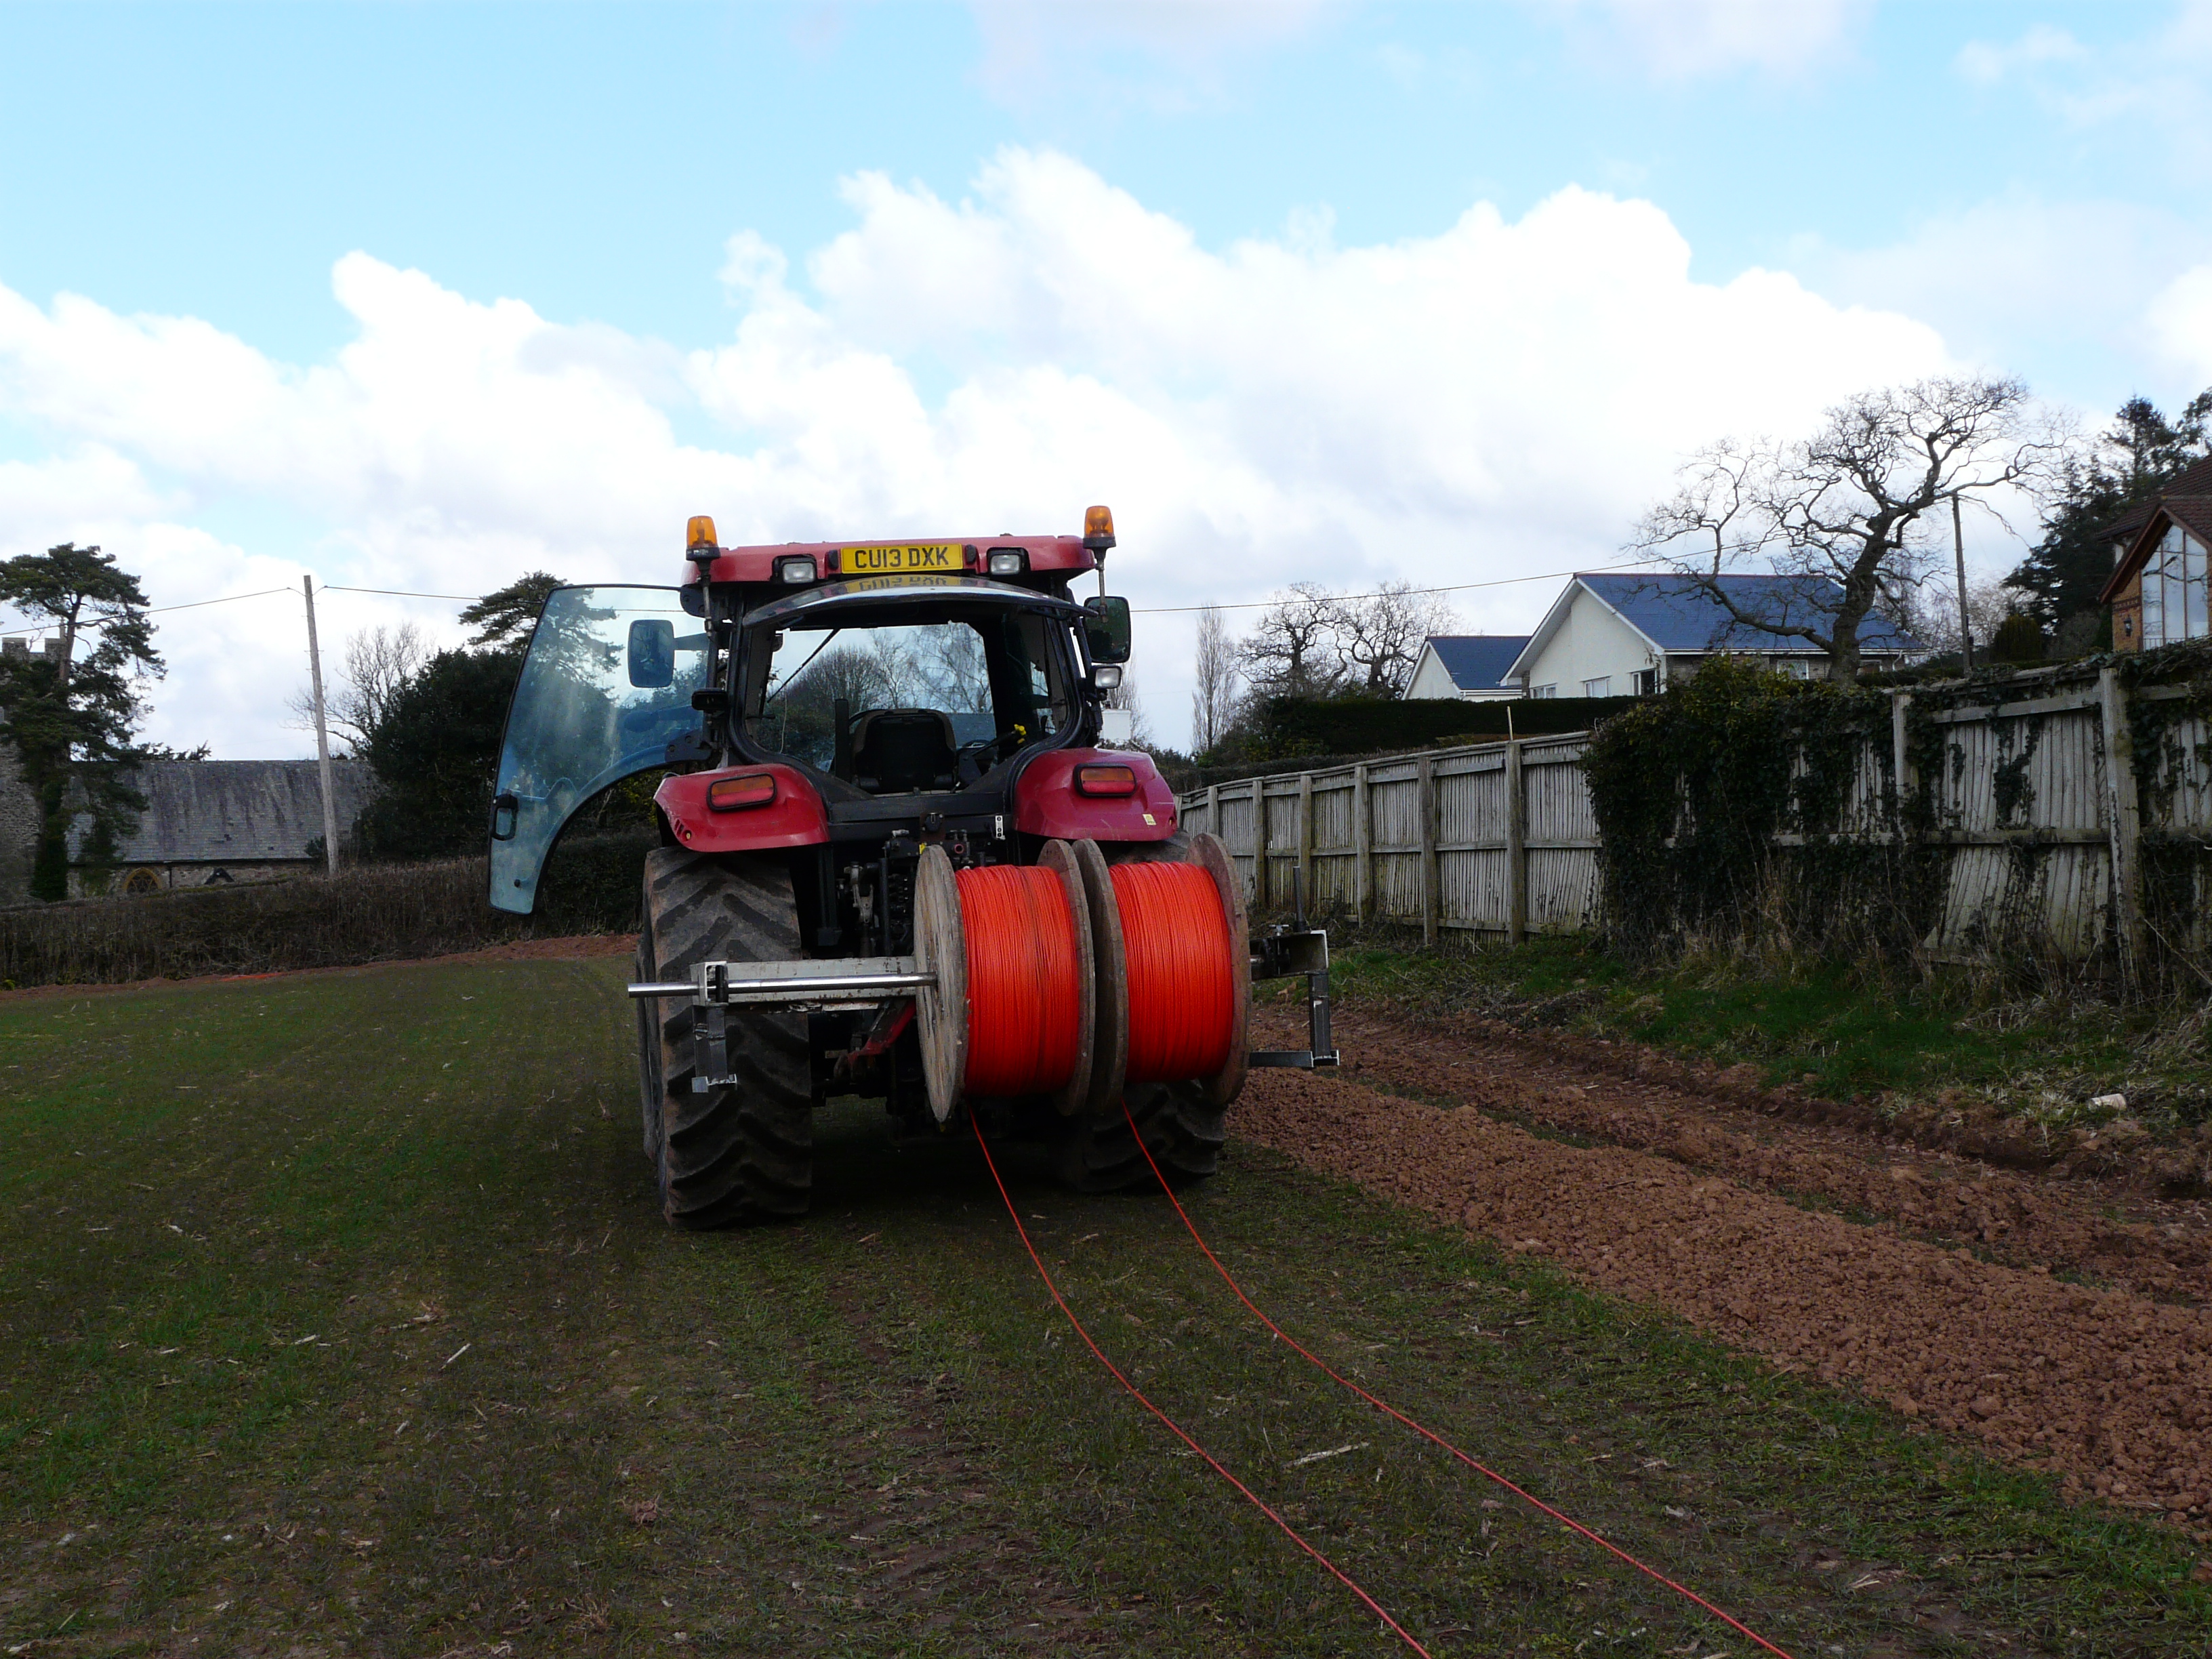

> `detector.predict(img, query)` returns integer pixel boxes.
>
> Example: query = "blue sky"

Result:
[2,1,2209,754]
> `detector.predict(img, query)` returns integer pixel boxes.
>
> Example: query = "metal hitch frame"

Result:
[630,928,1340,1088]
[1246,926,1338,1071]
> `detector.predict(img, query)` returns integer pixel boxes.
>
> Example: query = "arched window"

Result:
[121,868,161,896]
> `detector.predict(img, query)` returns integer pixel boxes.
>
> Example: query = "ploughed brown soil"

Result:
[0,931,638,1003]
[1241,1005,2212,1540]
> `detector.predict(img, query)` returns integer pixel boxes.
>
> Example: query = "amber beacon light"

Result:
[686,515,719,565]
[1082,505,1115,550]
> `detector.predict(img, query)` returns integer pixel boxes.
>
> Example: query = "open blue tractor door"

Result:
[487,586,709,915]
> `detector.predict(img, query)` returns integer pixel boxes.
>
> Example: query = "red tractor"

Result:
[489,508,1334,1227]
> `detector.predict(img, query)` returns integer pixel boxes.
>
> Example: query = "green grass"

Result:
[1321,935,2212,1136]
[1,959,2207,1655]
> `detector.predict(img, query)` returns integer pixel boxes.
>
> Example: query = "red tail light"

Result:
[1073,763,1138,798]
[708,773,778,812]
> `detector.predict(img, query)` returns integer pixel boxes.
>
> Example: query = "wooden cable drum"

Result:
[1076,832,1248,1114]
[914,841,1096,1124]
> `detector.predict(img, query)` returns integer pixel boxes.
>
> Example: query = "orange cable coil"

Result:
[956,863,1084,1097]
[1110,860,1235,1083]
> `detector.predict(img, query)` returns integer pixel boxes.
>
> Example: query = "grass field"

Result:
[2,958,2207,1656]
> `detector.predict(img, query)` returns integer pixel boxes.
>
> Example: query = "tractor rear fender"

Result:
[488,585,709,915]
[655,764,830,854]
[1012,748,1179,844]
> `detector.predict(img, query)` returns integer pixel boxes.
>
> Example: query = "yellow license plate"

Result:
[846,543,960,575]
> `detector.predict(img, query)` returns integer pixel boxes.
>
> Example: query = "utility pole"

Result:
[1952,493,1974,674]
[303,575,340,876]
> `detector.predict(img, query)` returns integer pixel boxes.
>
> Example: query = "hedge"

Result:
[0,830,655,989]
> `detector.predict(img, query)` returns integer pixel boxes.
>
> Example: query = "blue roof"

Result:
[1422,635,1530,691]
[1576,573,1921,654]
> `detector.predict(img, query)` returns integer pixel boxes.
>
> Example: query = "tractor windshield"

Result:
[743,604,1077,792]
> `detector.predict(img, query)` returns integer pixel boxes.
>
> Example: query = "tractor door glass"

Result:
[489,586,708,914]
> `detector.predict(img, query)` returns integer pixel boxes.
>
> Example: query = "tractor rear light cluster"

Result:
[708,773,779,812]
[776,556,817,584]
[986,548,1027,576]
[1073,763,1138,798]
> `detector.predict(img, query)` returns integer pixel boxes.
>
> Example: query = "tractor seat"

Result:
[851,708,959,794]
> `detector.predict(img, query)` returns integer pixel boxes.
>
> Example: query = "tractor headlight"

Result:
[986,549,1026,576]
[776,556,817,584]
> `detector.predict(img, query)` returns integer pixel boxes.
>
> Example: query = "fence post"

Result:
[1205,783,1220,842]
[1506,740,1528,944]
[2098,667,2146,981]
[1889,689,1914,814]
[1297,772,1315,918]
[1253,780,1272,913]
[1352,762,1372,926]
[1418,753,1439,947]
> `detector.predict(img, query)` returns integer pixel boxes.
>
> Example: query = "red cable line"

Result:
[1120,1101,1799,1659]
[967,1117,1433,1658]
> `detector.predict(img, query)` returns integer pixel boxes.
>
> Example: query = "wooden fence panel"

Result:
[1173,661,2212,964]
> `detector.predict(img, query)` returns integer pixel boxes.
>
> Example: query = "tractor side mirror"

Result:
[1082,596,1132,665]
[627,619,676,688]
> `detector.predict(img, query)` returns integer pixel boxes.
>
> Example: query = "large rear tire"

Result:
[637,848,813,1227]
[1052,1082,1225,1193]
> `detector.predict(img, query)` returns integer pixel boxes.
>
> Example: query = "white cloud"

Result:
[966,0,1333,106]
[1541,0,1867,81]
[1954,6,2212,174]
[0,148,1949,757]
[1956,22,2084,87]
[1787,197,2212,400]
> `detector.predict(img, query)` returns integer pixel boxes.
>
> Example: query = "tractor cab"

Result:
[488,511,1144,920]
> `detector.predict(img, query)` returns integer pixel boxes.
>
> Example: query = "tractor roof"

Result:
[741,572,1083,626]
[689,535,1099,588]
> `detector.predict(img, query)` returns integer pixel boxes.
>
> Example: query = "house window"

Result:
[1531,684,1557,699]
[121,868,161,896]
[2142,524,2210,648]
[1582,676,1611,698]
[1633,669,1658,696]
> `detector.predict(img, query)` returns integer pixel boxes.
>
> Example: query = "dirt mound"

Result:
[1233,1062,2212,1538]
[1322,1008,2212,1306]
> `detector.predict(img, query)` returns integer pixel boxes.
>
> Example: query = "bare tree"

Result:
[285,621,428,754]
[1633,377,2071,680]
[1236,583,1346,698]
[1332,581,1458,696]
[1190,607,1240,752]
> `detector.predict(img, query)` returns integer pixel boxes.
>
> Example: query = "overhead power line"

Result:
[1129,555,1673,614]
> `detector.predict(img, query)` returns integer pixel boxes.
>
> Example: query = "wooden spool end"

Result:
[1186,831,1250,1108]
[1035,840,1097,1117]
[914,844,966,1124]
[1072,838,1128,1120]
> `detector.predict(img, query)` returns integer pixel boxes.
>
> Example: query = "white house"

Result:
[1504,573,1921,697]
[1406,636,1531,701]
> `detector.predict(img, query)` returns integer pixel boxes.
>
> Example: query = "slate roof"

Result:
[2099,455,2212,548]
[1420,635,1531,692]
[1576,573,1921,654]
[70,760,379,865]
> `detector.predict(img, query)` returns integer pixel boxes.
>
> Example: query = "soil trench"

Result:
[1233,1032,2212,1538]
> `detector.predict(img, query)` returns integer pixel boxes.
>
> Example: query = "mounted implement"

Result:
[489,508,1336,1226]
